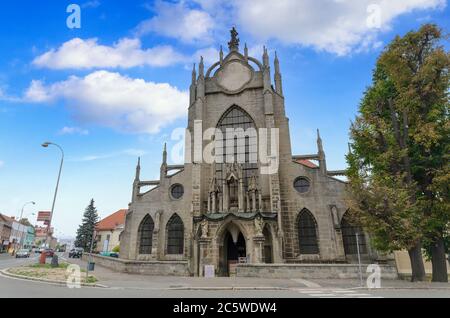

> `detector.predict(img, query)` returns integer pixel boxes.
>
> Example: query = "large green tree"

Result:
[75,199,99,252]
[347,24,449,282]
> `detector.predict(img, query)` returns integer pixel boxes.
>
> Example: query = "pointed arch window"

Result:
[341,215,367,255]
[167,214,184,254]
[215,106,258,193]
[138,215,154,254]
[297,209,319,254]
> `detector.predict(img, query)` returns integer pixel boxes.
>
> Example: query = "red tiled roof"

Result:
[96,209,127,231]
[295,159,318,169]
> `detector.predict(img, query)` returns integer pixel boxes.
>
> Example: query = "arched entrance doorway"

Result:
[222,231,246,276]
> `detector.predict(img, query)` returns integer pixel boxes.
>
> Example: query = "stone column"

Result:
[207,194,211,214]
[246,194,250,213]
[219,193,223,213]
[238,179,244,212]
[258,193,262,212]
[223,180,229,212]
[212,192,216,213]
[253,236,265,263]
[252,190,256,212]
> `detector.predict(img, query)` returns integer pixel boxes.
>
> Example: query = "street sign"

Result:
[37,211,51,222]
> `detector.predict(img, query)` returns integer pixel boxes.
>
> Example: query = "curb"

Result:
[168,286,289,291]
[0,268,108,288]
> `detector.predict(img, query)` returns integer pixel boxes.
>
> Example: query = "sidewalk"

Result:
[64,256,450,291]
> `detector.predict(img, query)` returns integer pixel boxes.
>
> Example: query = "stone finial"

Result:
[274,51,280,73]
[162,143,167,165]
[317,129,327,174]
[191,63,196,84]
[219,45,224,64]
[199,56,204,78]
[317,129,323,154]
[244,43,248,59]
[134,157,141,181]
[228,26,239,52]
[263,46,269,67]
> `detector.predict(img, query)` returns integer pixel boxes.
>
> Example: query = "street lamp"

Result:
[41,142,64,250]
[17,201,35,253]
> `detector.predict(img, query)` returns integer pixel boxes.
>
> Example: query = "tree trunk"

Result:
[431,236,448,282]
[408,242,426,282]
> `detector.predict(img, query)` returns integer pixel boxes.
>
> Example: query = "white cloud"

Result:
[58,126,89,136]
[81,0,101,9]
[32,38,187,69]
[71,148,148,162]
[237,0,446,55]
[135,0,215,43]
[23,71,189,134]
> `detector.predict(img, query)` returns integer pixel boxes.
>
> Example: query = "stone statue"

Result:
[201,219,208,238]
[254,216,264,236]
[228,27,239,51]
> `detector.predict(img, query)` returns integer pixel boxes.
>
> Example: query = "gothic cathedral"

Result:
[120,28,377,276]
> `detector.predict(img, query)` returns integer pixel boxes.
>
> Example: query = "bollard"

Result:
[39,252,46,264]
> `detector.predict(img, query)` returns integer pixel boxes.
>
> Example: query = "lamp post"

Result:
[17,201,35,253]
[41,142,64,251]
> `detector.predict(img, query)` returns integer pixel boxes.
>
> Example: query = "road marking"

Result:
[333,290,355,293]
[291,278,321,288]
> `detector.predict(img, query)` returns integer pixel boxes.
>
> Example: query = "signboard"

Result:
[204,265,215,278]
[37,211,51,222]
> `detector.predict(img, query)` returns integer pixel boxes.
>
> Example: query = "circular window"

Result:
[170,184,184,199]
[294,177,310,194]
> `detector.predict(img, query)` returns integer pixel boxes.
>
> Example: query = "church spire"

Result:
[219,45,223,64]
[244,43,248,60]
[228,27,239,52]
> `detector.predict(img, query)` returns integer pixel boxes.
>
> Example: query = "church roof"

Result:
[295,159,318,169]
[96,209,127,231]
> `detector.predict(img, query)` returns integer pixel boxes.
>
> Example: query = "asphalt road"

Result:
[1,253,449,298]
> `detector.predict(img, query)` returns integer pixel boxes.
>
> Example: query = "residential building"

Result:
[96,209,127,253]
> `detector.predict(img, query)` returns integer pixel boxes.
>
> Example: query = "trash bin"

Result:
[39,252,46,264]
[87,262,95,271]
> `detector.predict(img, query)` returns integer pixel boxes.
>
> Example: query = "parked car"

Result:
[68,248,83,258]
[43,248,54,258]
[100,251,119,258]
[15,249,30,258]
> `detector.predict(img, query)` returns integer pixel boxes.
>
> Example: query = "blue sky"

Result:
[0,0,448,239]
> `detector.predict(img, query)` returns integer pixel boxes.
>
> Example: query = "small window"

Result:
[294,177,310,193]
[170,184,184,199]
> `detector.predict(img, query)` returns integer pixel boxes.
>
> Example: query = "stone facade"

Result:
[120,28,378,276]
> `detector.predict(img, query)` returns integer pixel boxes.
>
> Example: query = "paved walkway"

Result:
[63,256,450,291]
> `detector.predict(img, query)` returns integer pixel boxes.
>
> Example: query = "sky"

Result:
[0,0,448,239]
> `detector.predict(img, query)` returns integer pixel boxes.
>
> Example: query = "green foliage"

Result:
[75,199,99,252]
[112,245,120,253]
[347,24,449,255]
